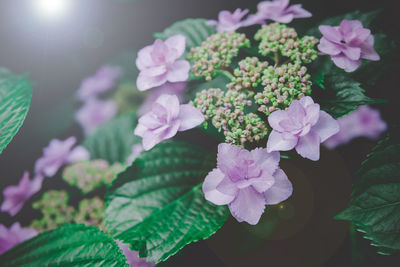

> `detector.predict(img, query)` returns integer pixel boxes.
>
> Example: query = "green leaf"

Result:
[106,141,229,263]
[63,160,126,194]
[336,128,400,254]
[82,112,140,164]
[312,71,325,90]
[154,18,216,56]
[306,9,382,37]
[0,70,32,154]
[0,224,128,267]
[318,71,385,118]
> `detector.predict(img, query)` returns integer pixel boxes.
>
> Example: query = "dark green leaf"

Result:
[0,70,32,154]
[312,71,325,89]
[319,71,385,118]
[106,141,229,263]
[0,224,129,267]
[154,18,216,56]
[82,112,140,164]
[336,128,400,254]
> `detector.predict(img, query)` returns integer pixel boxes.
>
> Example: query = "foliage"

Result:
[105,141,229,263]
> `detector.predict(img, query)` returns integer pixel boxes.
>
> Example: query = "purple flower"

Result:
[138,82,186,116]
[324,105,387,149]
[35,137,90,178]
[136,35,190,91]
[118,241,154,267]
[318,19,380,72]
[76,98,118,135]
[126,144,144,165]
[202,143,292,225]
[134,94,204,151]
[1,172,43,216]
[77,66,121,101]
[0,222,37,255]
[267,96,339,161]
[206,8,259,32]
[248,0,312,24]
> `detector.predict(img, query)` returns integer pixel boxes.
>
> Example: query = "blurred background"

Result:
[0,0,399,266]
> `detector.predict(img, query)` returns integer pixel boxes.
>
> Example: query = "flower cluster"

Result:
[193,88,269,146]
[188,32,250,81]
[62,160,125,194]
[228,57,269,90]
[255,63,312,115]
[255,23,319,64]
[75,197,106,230]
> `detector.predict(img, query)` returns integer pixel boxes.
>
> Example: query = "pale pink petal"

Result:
[249,173,276,193]
[136,45,155,71]
[203,169,236,205]
[268,110,289,132]
[267,130,298,152]
[298,96,314,108]
[216,176,239,196]
[360,35,380,61]
[67,146,90,163]
[217,143,246,181]
[155,94,180,120]
[295,131,321,161]
[286,4,312,18]
[305,103,320,126]
[342,46,361,60]
[250,148,280,175]
[286,100,306,124]
[331,55,362,72]
[264,168,292,205]
[134,124,148,137]
[273,13,294,24]
[229,187,266,225]
[312,110,340,142]
[166,60,190,83]
[178,104,204,131]
[137,72,167,91]
[319,25,342,43]
[318,38,341,56]
[165,35,186,60]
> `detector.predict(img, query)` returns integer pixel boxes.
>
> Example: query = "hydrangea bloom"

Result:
[1,172,43,216]
[138,82,186,116]
[0,222,37,255]
[267,96,339,161]
[136,35,190,91]
[249,0,312,24]
[203,143,292,225]
[118,241,154,267]
[206,8,259,32]
[76,98,118,134]
[35,137,90,178]
[324,105,387,149]
[318,19,380,72]
[135,94,204,150]
[77,66,121,101]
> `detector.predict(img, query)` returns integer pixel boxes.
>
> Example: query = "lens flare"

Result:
[34,0,70,19]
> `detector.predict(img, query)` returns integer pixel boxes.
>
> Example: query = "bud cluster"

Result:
[193,88,268,146]
[75,197,106,230]
[188,32,251,81]
[255,23,318,64]
[255,63,312,115]
[227,57,269,90]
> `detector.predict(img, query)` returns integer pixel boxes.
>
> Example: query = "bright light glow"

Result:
[34,0,70,19]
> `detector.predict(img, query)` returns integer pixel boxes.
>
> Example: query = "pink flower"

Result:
[138,82,187,116]
[0,222,37,255]
[318,19,380,72]
[248,0,312,24]
[324,105,387,149]
[118,241,154,267]
[134,94,204,151]
[76,98,118,135]
[1,172,43,216]
[34,137,90,178]
[77,66,121,101]
[267,96,339,161]
[206,8,259,32]
[136,35,190,91]
[203,143,292,225]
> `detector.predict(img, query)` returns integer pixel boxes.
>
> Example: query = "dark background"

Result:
[0,0,399,266]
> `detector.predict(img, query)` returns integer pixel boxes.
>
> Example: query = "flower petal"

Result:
[229,187,266,225]
[264,168,293,205]
[360,35,380,61]
[165,34,186,60]
[267,130,298,152]
[268,110,289,132]
[203,168,236,205]
[319,25,342,43]
[137,71,168,91]
[136,45,154,71]
[331,55,361,72]
[342,46,361,61]
[295,131,321,161]
[178,104,205,131]
[67,146,90,163]
[250,148,280,175]
[313,110,339,142]
[318,37,341,56]
[167,60,190,83]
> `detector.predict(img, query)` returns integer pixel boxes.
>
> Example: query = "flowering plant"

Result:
[0,0,398,266]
